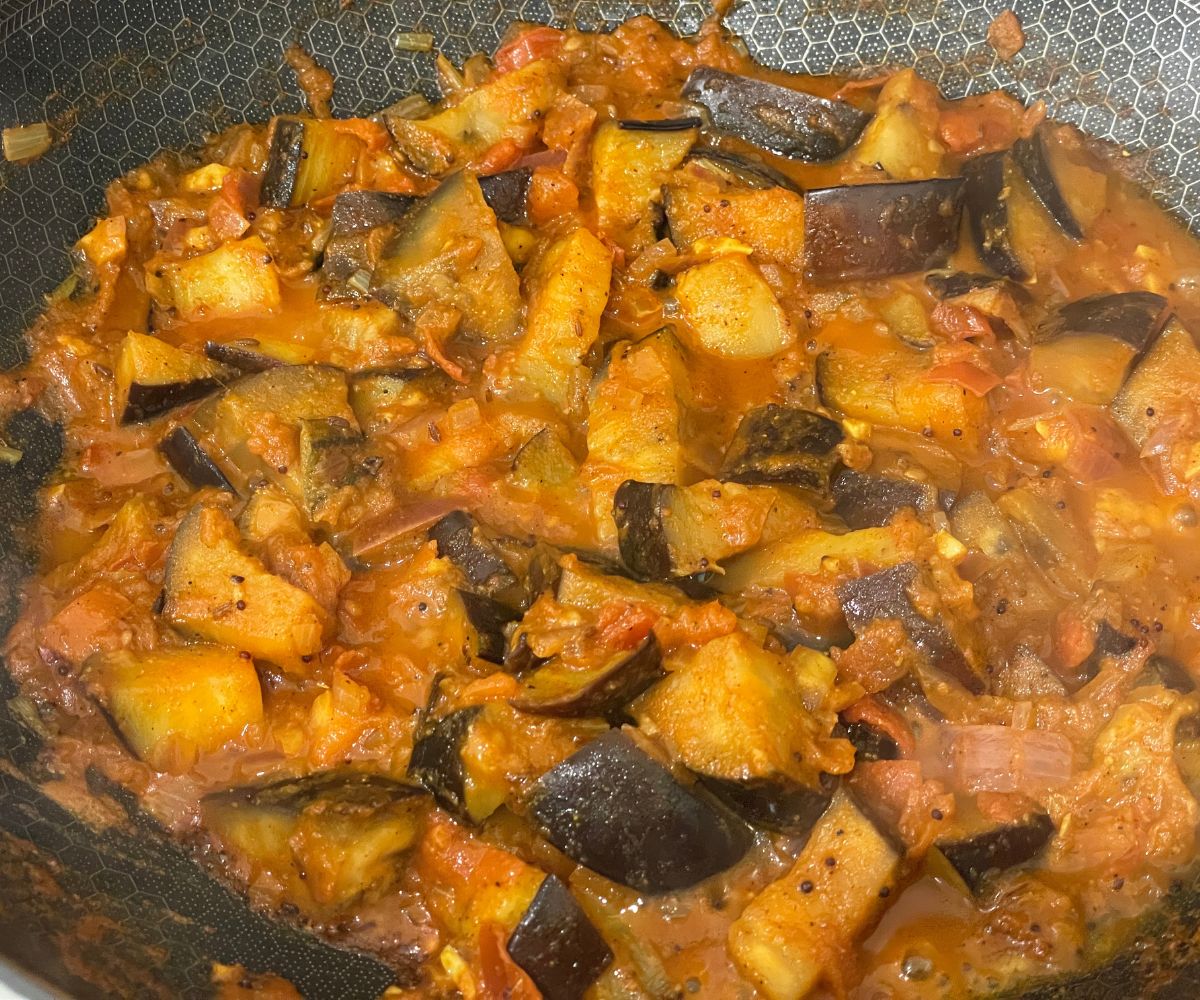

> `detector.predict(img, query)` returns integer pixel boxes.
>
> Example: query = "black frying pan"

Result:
[2,1,1200,996]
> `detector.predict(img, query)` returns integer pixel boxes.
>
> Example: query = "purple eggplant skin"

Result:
[428,511,518,594]
[698,774,833,836]
[832,468,939,529]
[925,270,1005,300]
[330,190,419,234]
[205,768,424,815]
[684,148,802,192]
[204,340,284,374]
[612,481,674,581]
[478,168,533,225]
[937,812,1055,894]
[122,378,223,424]
[1140,654,1196,694]
[963,152,1028,280]
[159,426,236,493]
[841,718,901,762]
[1012,131,1083,239]
[803,177,965,282]
[458,589,521,665]
[510,633,664,719]
[406,706,483,821]
[617,116,703,132]
[721,405,844,490]
[527,730,752,893]
[507,875,614,1000]
[683,67,870,162]
[838,562,985,695]
[259,118,305,209]
[1077,620,1139,684]
[1039,291,1169,350]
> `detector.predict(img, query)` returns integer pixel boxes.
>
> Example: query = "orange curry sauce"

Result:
[5,13,1200,1000]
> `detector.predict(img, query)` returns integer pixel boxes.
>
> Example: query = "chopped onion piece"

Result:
[947,724,1073,794]
[435,53,466,96]
[0,443,22,464]
[3,122,51,163]
[393,31,434,53]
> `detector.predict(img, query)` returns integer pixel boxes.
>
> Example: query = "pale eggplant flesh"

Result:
[510,633,664,719]
[1012,131,1083,239]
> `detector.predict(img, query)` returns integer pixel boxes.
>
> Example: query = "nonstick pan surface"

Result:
[2,1,1200,996]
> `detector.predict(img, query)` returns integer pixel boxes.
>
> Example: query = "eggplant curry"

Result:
[5,13,1200,1000]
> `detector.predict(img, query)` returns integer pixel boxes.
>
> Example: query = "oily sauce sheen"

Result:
[5,14,1200,1000]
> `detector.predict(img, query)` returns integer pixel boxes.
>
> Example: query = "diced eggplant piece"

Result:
[1012,131,1083,239]
[592,119,697,251]
[683,67,870,161]
[729,790,900,1000]
[199,364,359,502]
[698,776,833,836]
[162,505,331,671]
[721,405,843,491]
[260,117,363,208]
[387,59,562,175]
[511,634,663,718]
[949,491,1022,560]
[1112,318,1200,450]
[815,346,988,450]
[832,468,938,529]
[684,148,801,192]
[963,152,1027,280]
[298,416,363,515]
[1042,291,1169,350]
[204,339,286,373]
[632,632,835,835]
[428,511,518,594]
[676,254,793,358]
[1076,620,1138,684]
[159,426,236,493]
[527,730,751,893]
[407,706,486,821]
[115,332,225,424]
[514,226,613,411]
[995,485,1094,595]
[613,479,776,580]
[458,589,521,665]
[370,171,521,342]
[618,116,703,132]
[662,166,806,270]
[507,874,613,1000]
[803,177,964,282]
[330,190,419,233]
[1139,654,1195,693]
[925,270,1004,300]
[259,118,303,207]
[202,770,425,908]
[838,562,985,694]
[846,70,946,179]
[717,525,912,595]
[321,190,419,287]
[85,645,263,774]
[152,235,282,321]
[936,813,1055,894]
[1032,292,1168,402]
[478,167,533,224]
[841,718,901,762]
[511,428,578,490]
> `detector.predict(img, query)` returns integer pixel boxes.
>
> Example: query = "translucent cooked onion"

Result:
[3,121,51,163]
[947,724,1073,794]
